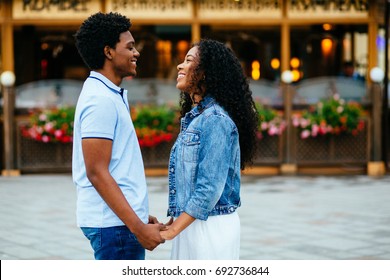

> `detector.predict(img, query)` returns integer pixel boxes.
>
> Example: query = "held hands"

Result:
[160,217,175,240]
[149,215,173,231]
[160,227,174,241]
[133,216,173,251]
[159,212,195,241]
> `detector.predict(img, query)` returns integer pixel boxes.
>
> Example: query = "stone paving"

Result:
[0,174,390,260]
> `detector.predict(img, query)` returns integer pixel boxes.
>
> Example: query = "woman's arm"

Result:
[160,212,195,240]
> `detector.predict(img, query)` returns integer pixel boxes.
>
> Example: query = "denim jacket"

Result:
[167,95,241,221]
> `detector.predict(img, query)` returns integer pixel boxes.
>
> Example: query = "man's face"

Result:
[111,31,140,78]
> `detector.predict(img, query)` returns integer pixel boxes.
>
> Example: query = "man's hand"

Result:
[134,223,166,251]
[162,217,174,230]
[148,215,160,224]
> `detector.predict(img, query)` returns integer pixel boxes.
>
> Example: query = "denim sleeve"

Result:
[183,114,235,220]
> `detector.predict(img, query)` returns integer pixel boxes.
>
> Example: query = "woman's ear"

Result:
[104,46,113,60]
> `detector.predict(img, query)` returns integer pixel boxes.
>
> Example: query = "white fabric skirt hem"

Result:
[170,212,240,260]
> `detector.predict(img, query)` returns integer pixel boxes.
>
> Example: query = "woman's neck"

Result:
[190,93,202,105]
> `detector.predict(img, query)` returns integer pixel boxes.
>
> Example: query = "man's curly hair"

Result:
[179,39,259,170]
[74,12,132,70]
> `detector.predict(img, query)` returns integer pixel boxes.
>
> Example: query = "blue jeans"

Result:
[81,226,145,260]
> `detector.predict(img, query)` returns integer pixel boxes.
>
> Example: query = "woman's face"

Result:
[176,46,199,92]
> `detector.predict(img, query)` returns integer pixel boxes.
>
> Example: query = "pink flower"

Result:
[311,124,319,137]
[39,113,48,121]
[300,118,310,128]
[42,135,50,143]
[54,130,63,139]
[268,125,278,136]
[292,117,300,127]
[301,130,311,139]
[44,122,54,132]
[36,126,43,134]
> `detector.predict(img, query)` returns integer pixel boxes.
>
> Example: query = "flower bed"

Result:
[131,104,178,147]
[253,104,285,164]
[20,107,75,143]
[20,104,179,147]
[292,94,365,139]
[17,105,179,170]
[290,95,368,164]
[256,104,286,140]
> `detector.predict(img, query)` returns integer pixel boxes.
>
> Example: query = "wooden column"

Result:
[280,81,297,175]
[280,1,290,73]
[1,80,19,176]
[1,2,14,72]
[191,22,200,44]
[367,2,378,84]
[367,82,385,176]
[191,0,200,43]
[280,2,295,174]
[1,1,19,176]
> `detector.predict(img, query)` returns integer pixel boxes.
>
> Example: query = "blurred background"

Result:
[1,0,390,176]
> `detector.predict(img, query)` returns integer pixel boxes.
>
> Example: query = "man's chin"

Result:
[125,73,136,79]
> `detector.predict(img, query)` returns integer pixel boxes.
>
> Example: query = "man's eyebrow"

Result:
[186,54,195,59]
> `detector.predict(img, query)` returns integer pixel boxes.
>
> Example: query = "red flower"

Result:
[21,107,75,144]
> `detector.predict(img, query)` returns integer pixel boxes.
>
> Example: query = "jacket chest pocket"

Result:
[181,131,200,163]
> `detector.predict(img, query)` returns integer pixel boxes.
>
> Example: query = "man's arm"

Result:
[82,138,165,250]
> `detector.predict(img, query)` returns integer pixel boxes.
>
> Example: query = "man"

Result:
[72,12,166,260]
[340,61,365,81]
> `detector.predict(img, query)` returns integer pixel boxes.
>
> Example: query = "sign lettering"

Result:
[21,0,90,12]
[290,0,369,12]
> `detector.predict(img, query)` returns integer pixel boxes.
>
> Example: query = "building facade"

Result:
[0,0,386,85]
[0,0,388,175]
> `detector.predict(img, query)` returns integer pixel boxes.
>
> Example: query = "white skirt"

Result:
[170,212,240,260]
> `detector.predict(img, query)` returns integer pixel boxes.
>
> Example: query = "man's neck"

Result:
[95,69,122,87]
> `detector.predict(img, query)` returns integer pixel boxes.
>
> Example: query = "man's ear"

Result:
[104,46,113,60]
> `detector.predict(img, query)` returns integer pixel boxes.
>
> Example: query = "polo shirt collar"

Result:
[89,71,123,94]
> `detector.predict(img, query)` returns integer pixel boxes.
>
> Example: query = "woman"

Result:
[160,39,259,259]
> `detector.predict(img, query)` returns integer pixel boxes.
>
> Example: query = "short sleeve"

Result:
[80,96,117,140]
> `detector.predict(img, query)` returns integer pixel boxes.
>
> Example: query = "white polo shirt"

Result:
[72,71,149,227]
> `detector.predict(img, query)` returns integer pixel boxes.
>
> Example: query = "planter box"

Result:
[17,138,175,172]
[295,127,369,165]
[141,142,173,168]
[253,135,283,164]
[17,137,72,172]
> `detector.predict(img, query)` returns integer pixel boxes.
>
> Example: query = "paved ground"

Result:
[0,174,390,260]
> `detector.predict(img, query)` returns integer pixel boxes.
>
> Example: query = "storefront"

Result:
[0,0,386,85]
[0,0,388,175]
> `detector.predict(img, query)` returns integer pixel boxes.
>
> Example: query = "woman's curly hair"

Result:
[74,12,131,70]
[179,39,259,170]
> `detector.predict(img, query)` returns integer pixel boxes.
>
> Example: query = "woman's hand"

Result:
[159,217,174,240]
[160,227,174,240]
[160,213,195,241]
